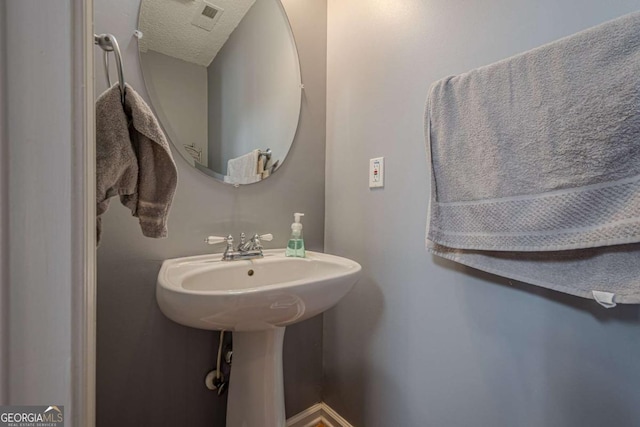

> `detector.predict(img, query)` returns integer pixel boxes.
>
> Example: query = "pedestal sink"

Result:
[156,250,361,426]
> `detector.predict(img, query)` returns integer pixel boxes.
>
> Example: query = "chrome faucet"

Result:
[205,233,274,261]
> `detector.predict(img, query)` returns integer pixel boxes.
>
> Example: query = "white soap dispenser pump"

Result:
[286,213,305,258]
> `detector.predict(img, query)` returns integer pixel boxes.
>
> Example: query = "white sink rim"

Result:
[158,249,361,296]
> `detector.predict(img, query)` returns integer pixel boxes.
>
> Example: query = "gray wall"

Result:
[0,0,8,404]
[95,0,326,424]
[208,0,301,174]
[140,50,209,166]
[2,1,93,423]
[324,1,640,427]
[4,0,74,409]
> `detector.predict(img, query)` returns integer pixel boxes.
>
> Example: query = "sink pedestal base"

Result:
[227,327,286,427]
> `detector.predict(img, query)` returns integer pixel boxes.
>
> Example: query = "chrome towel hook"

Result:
[94,33,126,105]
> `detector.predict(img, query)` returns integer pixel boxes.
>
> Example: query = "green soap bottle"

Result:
[286,213,305,258]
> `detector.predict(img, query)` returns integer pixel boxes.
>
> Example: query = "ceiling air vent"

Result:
[201,5,218,19]
[192,2,224,31]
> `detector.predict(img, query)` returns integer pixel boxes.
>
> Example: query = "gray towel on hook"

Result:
[96,83,178,244]
[425,11,640,304]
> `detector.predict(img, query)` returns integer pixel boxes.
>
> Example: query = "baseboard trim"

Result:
[321,404,354,427]
[286,404,324,427]
[287,403,354,427]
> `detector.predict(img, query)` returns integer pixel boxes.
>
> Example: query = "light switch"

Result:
[369,157,384,188]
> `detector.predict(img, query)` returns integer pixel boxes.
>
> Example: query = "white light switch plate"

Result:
[369,157,384,188]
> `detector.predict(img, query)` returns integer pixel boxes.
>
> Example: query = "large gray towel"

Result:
[96,83,178,244]
[425,11,640,304]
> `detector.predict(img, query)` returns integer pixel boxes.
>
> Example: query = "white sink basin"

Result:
[157,249,361,331]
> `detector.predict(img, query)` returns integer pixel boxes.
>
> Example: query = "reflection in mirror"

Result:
[138,0,302,185]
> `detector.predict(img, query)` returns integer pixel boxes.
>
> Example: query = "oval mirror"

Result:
[138,0,302,185]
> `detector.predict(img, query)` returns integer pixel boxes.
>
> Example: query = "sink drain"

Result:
[247,269,254,276]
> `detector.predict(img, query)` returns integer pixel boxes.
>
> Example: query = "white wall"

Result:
[324,1,640,426]
[140,50,209,166]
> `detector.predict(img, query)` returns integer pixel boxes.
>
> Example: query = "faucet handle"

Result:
[205,235,225,245]
[205,235,233,245]
[249,233,273,251]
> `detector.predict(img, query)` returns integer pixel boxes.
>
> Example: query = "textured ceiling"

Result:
[139,0,256,67]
